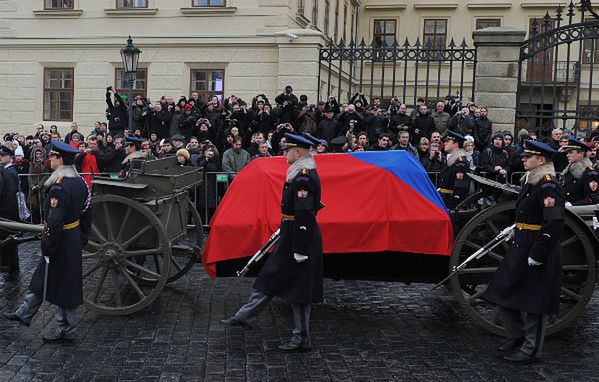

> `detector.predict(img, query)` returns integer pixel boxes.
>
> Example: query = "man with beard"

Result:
[438,131,470,210]
[484,140,564,364]
[473,107,493,152]
[222,136,250,181]
[561,138,599,205]
[221,133,323,353]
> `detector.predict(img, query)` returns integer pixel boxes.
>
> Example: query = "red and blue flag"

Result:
[202,151,454,277]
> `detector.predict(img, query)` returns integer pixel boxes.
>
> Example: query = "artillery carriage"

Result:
[0,157,203,316]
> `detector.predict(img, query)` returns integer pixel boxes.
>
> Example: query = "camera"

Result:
[107,86,112,91]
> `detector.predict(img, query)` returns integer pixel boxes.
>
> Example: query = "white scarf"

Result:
[286,154,316,183]
[44,165,79,187]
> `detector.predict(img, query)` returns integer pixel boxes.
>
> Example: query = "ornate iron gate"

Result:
[516,1,599,136]
[317,37,477,107]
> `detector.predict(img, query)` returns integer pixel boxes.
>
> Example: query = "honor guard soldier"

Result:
[222,133,323,353]
[484,140,565,364]
[561,138,599,205]
[438,131,470,210]
[0,146,20,278]
[120,136,144,177]
[4,140,92,343]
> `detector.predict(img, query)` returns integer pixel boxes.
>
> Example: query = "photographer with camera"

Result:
[448,106,474,136]
[105,86,128,136]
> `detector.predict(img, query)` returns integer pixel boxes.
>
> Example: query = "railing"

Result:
[17,170,528,229]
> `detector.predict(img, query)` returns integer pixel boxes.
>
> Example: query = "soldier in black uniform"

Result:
[0,146,20,278]
[4,140,92,343]
[438,131,470,210]
[561,138,599,205]
[221,133,323,353]
[120,136,144,177]
[484,140,565,364]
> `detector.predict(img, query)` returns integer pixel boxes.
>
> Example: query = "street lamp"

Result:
[120,36,141,135]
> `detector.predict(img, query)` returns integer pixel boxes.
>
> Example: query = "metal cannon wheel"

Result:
[82,195,171,315]
[449,201,596,336]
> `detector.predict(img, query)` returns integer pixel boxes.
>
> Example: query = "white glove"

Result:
[565,202,573,207]
[528,257,542,266]
[294,253,308,263]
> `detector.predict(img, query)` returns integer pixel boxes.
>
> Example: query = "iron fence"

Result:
[318,37,477,107]
[516,2,599,134]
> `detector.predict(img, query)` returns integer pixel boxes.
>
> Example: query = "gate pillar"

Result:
[472,27,526,133]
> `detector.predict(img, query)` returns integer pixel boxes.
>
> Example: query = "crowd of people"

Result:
[2,86,599,221]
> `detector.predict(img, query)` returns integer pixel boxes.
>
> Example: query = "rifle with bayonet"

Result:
[236,228,281,277]
[431,223,515,290]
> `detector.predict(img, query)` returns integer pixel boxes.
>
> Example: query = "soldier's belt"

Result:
[515,223,542,231]
[438,188,454,195]
[281,214,295,222]
[63,220,80,230]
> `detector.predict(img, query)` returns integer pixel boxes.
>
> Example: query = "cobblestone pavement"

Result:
[1,243,599,382]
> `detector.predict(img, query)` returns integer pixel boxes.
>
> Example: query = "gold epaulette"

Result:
[55,177,63,184]
[300,168,308,175]
[543,174,553,181]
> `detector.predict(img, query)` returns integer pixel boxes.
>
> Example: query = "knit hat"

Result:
[14,146,24,157]
[176,148,190,160]
[184,103,193,111]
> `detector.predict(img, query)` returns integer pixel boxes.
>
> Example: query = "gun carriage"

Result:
[0,157,203,316]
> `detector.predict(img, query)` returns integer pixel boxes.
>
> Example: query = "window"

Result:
[312,1,318,27]
[190,69,224,103]
[324,0,330,36]
[373,19,396,47]
[298,0,304,14]
[117,0,148,8]
[45,0,74,9]
[115,68,147,99]
[476,19,501,30]
[192,0,225,6]
[423,19,447,48]
[582,18,599,63]
[43,68,74,121]
[343,3,348,42]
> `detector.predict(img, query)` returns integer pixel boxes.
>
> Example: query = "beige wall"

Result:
[0,0,596,135]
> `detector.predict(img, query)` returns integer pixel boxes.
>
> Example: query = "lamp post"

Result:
[120,36,141,135]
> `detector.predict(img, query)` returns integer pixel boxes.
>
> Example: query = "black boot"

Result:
[3,312,30,327]
[220,318,252,329]
[503,351,540,364]
[497,338,524,353]
[277,340,312,353]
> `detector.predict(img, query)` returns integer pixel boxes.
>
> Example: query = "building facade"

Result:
[0,0,594,134]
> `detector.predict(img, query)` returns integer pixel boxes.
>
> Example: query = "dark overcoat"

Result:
[484,173,565,315]
[30,170,92,308]
[562,164,599,205]
[253,164,323,304]
[438,152,470,210]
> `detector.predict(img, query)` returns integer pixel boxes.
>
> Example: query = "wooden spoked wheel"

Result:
[82,195,171,315]
[166,201,203,283]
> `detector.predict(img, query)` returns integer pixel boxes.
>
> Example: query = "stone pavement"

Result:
[1,243,599,382]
